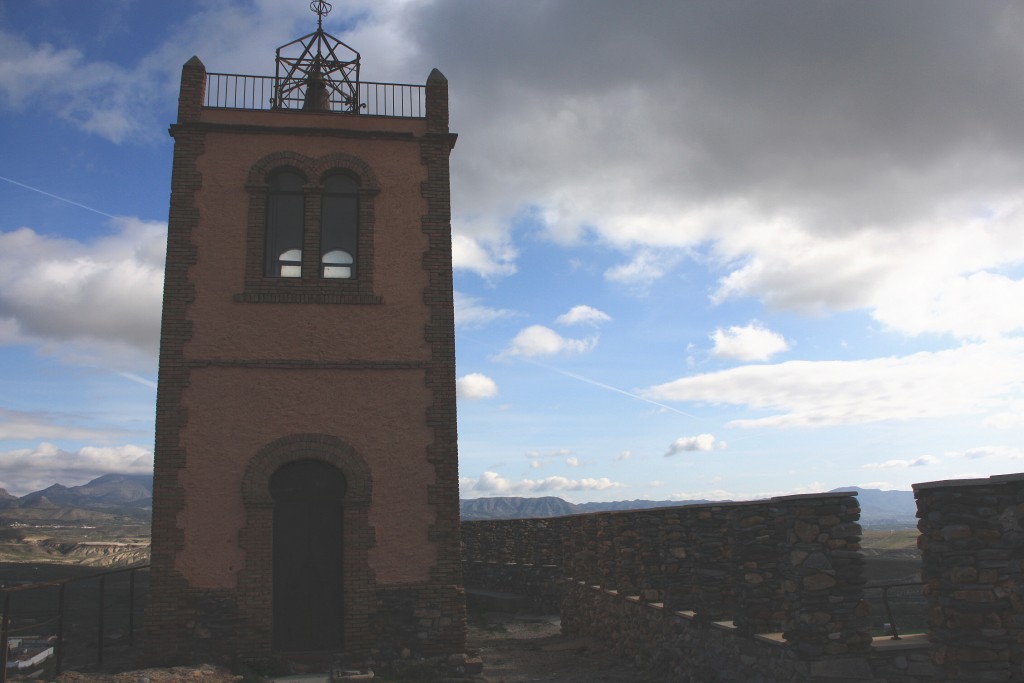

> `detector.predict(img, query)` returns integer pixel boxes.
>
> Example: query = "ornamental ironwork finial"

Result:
[273,1,360,113]
[310,1,332,31]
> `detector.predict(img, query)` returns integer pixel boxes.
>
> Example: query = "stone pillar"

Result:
[460,521,478,562]
[177,56,206,123]
[915,473,1024,683]
[613,511,641,595]
[594,512,616,588]
[635,509,665,603]
[574,514,601,585]
[778,492,871,659]
[662,506,696,612]
[497,520,515,564]
[692,503,735,621]
[561,515,577,577]
[541,517,565,567]
[425,68,449,133]
[732,501,784,634]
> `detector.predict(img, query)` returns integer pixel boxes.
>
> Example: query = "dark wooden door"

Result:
[270,459,346,652]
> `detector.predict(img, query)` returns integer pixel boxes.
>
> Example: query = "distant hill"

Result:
[461,488,918,528]
[0,474,153,526]
[830,487,917,528]
[460,496,580,520]
[5,475,917,528]
[576,499,714,513]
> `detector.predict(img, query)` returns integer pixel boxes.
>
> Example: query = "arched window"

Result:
[321,174,359,278]
[265,169,305,277]
[240,152,382,304]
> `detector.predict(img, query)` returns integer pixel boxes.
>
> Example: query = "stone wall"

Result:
[915,473,1024,682]
[561,582,937,683]
[463,491,942,682]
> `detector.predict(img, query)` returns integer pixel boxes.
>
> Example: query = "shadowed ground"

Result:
[468,611,640,683]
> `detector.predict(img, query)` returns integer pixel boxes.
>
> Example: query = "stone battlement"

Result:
[464,476,1024,681]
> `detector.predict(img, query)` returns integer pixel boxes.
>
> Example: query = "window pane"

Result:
[270,169,305,192]
[279,249,302,278]
[322,250,353,279]
[323,175,358,194]
[323,265,352,278]
[322,249,353,264]
[321,195,358,278]
[265,172,305,277]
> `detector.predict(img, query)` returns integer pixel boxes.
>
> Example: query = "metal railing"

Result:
[863,580,926,640]
[204,73,426,118]
[1,565,149,682]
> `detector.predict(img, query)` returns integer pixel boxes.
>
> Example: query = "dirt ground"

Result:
[467,611,642,683]
[49,612,641,683]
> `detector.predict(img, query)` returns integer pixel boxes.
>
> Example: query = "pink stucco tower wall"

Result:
[145,55,464,665]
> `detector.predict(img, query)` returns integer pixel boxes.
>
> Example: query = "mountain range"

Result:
[0,474,153,525]
[0,474,917,529]
[460,487,919,528]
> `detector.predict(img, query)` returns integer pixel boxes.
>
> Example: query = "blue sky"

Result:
[2,0,1024,501]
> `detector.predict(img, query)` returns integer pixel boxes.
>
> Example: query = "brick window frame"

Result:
[238,433,376,655]
[235,151,383,304]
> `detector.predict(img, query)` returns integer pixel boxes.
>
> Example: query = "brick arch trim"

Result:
[241,433,372,507]
[245,151,380,190]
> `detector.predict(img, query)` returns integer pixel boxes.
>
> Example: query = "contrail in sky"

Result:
[459,331,700,419]
[116,372,159,391]
[0,174,116,219]
[523,358,701,419]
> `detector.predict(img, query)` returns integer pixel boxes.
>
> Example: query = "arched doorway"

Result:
[270,459,346,652]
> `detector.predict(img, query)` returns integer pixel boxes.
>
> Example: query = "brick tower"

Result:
[146,6,463,666]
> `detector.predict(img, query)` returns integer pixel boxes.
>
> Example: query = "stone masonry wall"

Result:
[915,473,1024,682]
[463,491,943,682]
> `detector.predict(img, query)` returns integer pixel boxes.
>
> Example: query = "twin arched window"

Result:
[265,169,359,279]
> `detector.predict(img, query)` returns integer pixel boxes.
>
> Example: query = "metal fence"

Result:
[863,581,926,639]
[204,73,426,118]
[1,565,149,682]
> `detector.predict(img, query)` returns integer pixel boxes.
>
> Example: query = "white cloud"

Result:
[566,457,580,466]
[0,408,132,442]
[856,481,900,491]
[451,234,517,278]
[0,442,152,495]
[0,220,166,369]
[9,4,1024,346]
[555,305,612,327]
[604,249,686,288]
[459,471,624,497]
[670,481,829,502]
[615,450,634,461]
[456,373,498,400]
[985,401,1024,429]
[525,448,572,463]
[454,292,515,328]
[0,30,154,143]
[711,210,1024,341]
[863,455,939,469]
[711,321,789,362]
[947,446,1024,460]
[665,433,723,456]
[400,3,1024,341]
[644,339,1024,429]
[498,325,597,359]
